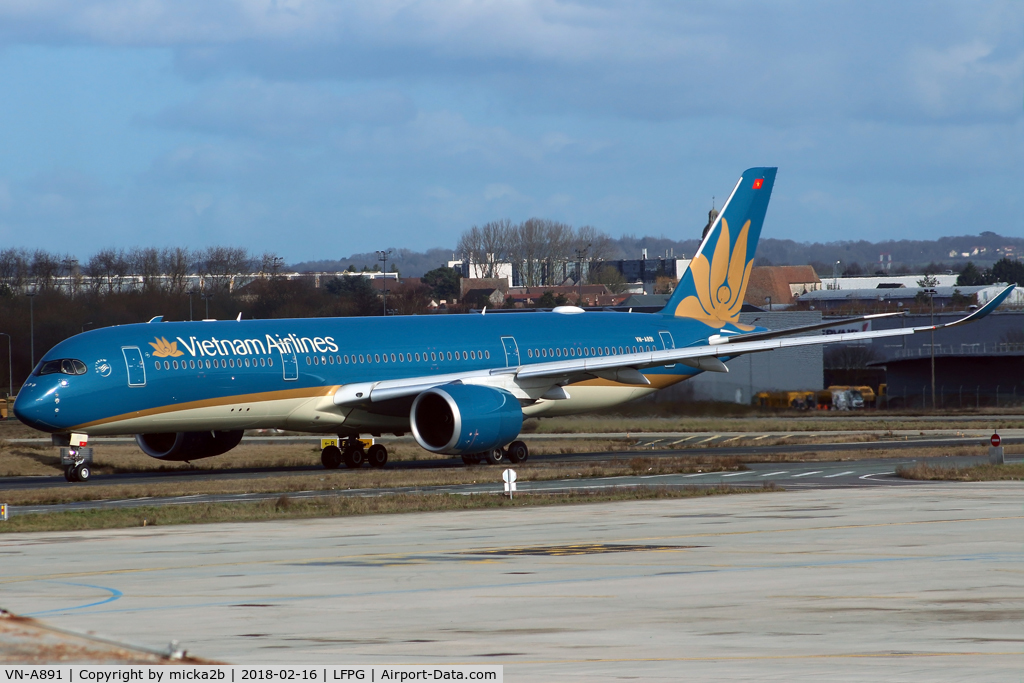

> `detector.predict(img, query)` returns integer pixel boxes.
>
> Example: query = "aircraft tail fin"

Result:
[662,167,777,325]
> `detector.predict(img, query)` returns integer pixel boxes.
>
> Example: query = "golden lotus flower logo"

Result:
[674,218,753,328]
[150,337,184,358]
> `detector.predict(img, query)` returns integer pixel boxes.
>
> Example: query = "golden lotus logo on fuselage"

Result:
[674,217,754,328]
[150,337,184,358]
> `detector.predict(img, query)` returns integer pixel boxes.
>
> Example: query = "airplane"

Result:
[14,167,1015,482]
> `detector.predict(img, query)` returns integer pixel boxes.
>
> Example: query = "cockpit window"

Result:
[36,358,88,376]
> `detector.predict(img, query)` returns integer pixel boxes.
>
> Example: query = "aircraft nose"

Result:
[13,378,66,433]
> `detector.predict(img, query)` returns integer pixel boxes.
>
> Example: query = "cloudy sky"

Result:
[0,1,1021,262]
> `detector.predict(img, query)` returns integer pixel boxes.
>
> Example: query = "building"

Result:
[796,284,1023,311]
[743,265,821,309]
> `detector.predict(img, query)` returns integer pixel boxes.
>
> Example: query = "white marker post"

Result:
[502,468,517,500]
[0,503,7,522]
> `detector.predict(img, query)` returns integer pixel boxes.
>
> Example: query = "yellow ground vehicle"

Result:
[754,390,816,410]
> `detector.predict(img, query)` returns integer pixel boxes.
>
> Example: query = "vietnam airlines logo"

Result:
[150,337,184,358]
[674,217,754,328]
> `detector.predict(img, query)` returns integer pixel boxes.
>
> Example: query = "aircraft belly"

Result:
[83,396,329,435]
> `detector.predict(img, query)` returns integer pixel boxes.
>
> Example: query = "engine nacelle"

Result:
[410,384,523,455]
[135,430,245,461]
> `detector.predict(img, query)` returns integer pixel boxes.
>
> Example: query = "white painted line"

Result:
[669,437,696,445]
[823,471,855,478]
[860,471,896,480]
[696,436,718,444]
[791,470,823,478]
[759,471,788,477]
[751,434,771,441]
[645,439,664,446]
[720,435,744,444]
[682,471,727,478]
[721,471,750,477]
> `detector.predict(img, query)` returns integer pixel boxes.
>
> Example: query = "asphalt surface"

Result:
[3,485,1022,679]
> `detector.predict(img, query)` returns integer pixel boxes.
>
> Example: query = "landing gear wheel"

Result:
[344,447,365,468]
[73,464,91,482]
[367,444,388,468]
[461,454,480,466]
[321,445,343,469]
[484,448,506,465]
[64,466,75,482]
[506,440,529,464]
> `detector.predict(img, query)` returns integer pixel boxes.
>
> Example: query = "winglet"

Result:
[937,284,1015,330]
[147,315,163,323]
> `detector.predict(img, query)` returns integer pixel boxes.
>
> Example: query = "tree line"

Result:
[0,247,283,295]
[456,219,616,287]
[955,259,1024,287]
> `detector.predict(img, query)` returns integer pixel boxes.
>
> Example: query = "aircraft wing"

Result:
[335,285,1014,406]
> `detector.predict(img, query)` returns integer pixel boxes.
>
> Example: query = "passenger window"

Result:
[471,351,477,359]
[391,353,396,362]
[268,358,273,366]
[398,353,404,362]
[154,361,160,370]
[484,350,490,359]
[204,359,210,368]
[415,353,421,361]
[374,354,380,363]
[173,360,179,369]
[431,352,436,361]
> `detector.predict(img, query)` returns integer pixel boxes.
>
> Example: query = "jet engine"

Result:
[410,384,523,455]
[135,430,245,461]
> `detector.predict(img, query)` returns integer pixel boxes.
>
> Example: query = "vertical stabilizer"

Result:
[662,167,777,325]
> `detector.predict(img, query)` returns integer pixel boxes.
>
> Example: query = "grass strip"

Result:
[895,462,1024,481]
[0,456,744,507]
[0,485,776,533]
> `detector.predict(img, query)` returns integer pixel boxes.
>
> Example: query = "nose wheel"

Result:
[63,463,91,482]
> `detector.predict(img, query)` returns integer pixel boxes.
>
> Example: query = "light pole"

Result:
[376,249,393,315]
[0,332,11,404]
[201,292,214,319]
[25,283,37,370]
[833,260,841,290]
[924,287,937,409]
[574,245,590,305]
[62,258,79,299]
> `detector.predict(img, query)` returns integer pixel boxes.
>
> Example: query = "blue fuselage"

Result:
[14,310,737,436]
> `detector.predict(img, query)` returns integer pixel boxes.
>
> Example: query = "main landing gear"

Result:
[461,440,529,466]
[321,437,388,470]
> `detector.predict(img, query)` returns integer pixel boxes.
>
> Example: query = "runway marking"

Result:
[23,581,123,616]
[791,471,823,478]
[721,472,750,477]
[681,471,726,477]
[823,471,856,478]
[719,435,744,444]
[695,436,719,444]
[860,471,896,480]
[669,436,698,445]
[759,471,788,477]
[751,434,772,441]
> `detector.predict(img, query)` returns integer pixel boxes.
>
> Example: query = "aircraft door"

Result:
[500,336,521,367]
[279,345,298,381]
[658,331,676,368]
[122,347,147,387]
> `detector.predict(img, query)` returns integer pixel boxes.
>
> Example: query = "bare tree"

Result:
[31,250,61,291]
[0,248,30,292]
[162,247,194,296]
[130,247,162,291]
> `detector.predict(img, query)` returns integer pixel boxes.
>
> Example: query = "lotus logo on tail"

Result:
[674,218,753,327]
[150,337,184,358]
